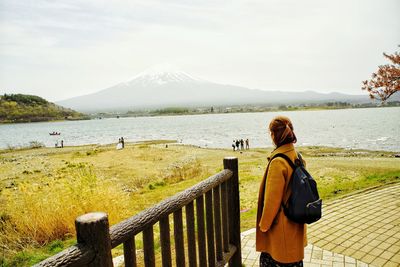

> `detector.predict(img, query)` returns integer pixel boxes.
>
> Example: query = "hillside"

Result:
[0,94,87,123]
[56,67,380,112]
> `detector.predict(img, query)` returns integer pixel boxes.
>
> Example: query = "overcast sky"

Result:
[0,0,399,101]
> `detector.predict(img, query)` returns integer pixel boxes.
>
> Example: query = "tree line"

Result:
[0,94,86,123]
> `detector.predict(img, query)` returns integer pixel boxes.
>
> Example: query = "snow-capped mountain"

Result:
[57,66,374,112]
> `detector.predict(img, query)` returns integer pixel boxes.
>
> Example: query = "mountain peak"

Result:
[126,64,204,86]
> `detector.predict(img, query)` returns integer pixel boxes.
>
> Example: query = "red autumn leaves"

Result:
[362,50,400,102]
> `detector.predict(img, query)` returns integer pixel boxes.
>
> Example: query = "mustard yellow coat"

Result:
[256,143,307,263]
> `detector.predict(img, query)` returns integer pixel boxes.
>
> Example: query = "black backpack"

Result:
[272,153,322,224]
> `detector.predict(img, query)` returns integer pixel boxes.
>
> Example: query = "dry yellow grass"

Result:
[0,142,399,266]
[0,167,132,249]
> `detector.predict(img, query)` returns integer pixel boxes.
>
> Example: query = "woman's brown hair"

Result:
[269,116,297,147]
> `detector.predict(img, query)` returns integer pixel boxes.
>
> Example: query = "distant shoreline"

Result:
[1,102,399,123]
[0,117,90,125]
[91,103,400,119]
[2,140,399,155]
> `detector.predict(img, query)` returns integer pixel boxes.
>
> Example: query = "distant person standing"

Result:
[121,137,125,148]
[246,138,249,150]
[240,139,244,150]
[116,138,123,150]
[61,140,64,148]
[235,140,240,151]
[232,140,236,151]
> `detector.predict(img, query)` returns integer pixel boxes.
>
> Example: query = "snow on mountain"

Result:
[57,66,373,112]
[124,70,204,86]
[125,64,205,86]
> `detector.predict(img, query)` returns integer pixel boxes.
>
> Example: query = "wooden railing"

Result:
[35,157,241,267]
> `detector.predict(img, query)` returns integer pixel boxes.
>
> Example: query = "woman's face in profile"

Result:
[269,130,276,146]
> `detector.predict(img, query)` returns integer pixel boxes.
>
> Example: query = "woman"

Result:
[256,116,306,267]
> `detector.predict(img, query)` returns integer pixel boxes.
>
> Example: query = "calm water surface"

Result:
[1,107,399,151]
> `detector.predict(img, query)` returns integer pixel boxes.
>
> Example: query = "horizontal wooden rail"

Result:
[109,169,232,248]
[34,244,95,267]
[217,244,237,267]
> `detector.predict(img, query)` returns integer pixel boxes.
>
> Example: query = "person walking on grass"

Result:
[256,116,306,267]
[246,138,249,150]
[240,139,244,150]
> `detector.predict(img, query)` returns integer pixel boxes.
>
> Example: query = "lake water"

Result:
[0,107,399,152]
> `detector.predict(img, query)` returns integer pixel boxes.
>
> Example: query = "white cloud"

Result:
[0,0,399,101]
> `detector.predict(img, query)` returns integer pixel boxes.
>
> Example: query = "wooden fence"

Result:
[34,157,241,267]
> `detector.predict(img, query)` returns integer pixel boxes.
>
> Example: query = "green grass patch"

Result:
[0,239,76,267]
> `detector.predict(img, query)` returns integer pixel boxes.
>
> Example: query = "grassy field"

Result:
[0,141,399,266]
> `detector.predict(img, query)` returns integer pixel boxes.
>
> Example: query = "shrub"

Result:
[29,141,44,149]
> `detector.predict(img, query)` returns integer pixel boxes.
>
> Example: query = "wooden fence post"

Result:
[223,157,242,267]
[75,212,113,267]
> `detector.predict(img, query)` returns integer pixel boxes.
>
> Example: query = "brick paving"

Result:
[241,229,369,267]
[242,183,400,267]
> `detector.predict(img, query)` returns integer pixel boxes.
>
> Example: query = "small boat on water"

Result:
[49,132,61,136]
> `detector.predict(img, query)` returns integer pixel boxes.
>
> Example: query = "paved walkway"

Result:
[241,183,400,267]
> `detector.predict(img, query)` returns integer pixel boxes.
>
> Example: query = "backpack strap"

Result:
[260,152,301,220]
[272,153,300,209]
[296,152,304,166]
[273,153,297,169]
[259,154,290,213]
[274,152,305,168]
